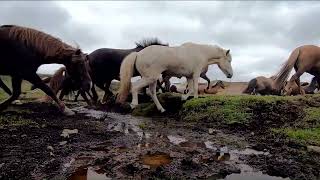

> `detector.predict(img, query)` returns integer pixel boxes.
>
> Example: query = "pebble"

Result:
[47,146,54,151]
[59,141,67,146]
[208,128,216,135]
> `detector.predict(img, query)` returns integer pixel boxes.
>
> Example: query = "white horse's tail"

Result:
[116,52,138,104]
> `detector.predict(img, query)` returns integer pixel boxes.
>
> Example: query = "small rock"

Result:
[59,141,67,146]
[47,146,54,151]
[307,146,320,154]
[41,124,47,128]
[250,132,255,136]
[0,163,4,168]
[49,152,55,157]
[12,100,23,105]
[142,165,150,169]
[61,129,78,138]
[21,134,27,138]
[208,128,216,135]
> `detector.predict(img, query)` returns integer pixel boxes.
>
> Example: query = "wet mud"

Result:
[0,100,319,180]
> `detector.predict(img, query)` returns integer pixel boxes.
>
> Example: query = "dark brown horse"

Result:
[273,45,320,95]
[87,38,168,104]
[0,25,91,115]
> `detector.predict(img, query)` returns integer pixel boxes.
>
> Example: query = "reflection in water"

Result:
[68,167,111,180]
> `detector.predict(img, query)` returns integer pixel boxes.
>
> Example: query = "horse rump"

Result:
[243,78,257,94]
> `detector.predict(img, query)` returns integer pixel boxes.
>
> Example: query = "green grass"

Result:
[274,128,320,146]
[0,114,38,128]
[0,75,45,101]
[303,107,320,125]
[181,95,294,125]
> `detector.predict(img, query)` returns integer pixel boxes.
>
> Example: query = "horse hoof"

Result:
[160,108,166,113]
[63,107,75,116]
[181,95,188,101]
[130,103,137,109]
[12,100,23,105]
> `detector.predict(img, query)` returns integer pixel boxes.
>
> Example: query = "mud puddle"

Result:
[68,166,111,180]
[64,107,282,179]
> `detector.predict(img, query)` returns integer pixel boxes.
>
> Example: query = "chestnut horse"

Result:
[273,45,320,95]
[0,25,91,115]
[243,76,281,95]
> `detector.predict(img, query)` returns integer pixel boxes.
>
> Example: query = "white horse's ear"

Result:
[226,49,230,55]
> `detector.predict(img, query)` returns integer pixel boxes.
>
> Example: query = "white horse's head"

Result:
[211,48,233,78]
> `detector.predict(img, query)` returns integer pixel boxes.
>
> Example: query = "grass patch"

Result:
[275,128,320,146]
[0,114,38,128]
[181,95,294,125]
[303,107,320,125]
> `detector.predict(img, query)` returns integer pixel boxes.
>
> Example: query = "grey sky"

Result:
[1,1,318,82]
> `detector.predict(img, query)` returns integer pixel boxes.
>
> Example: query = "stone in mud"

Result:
[307,146,320,154]
[47,146,54,151]
[61,129,78,138]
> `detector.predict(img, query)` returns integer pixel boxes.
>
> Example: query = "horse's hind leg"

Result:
[0,77,22,111]
[149,81,165,112]
[25,74,74,115]
[100,80,112,104]
[0,78,12,95]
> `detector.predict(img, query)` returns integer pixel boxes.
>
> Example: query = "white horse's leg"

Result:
[149,81,165,112]
[182,78,193,100]
[131,78,151,109]
[193,75,200,98]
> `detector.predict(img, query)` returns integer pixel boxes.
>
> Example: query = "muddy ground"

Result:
[0,94,320,180]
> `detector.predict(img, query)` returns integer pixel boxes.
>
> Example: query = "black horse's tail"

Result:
[0,77,12,95]
[243,78,257,94]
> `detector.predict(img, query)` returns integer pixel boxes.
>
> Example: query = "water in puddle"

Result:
[68,167,111,180]
[141,152,172,168]
[167,135,187,145]
[219,173,290,180]
[71,107,108,119]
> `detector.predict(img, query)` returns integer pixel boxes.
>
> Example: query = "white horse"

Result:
[116,42,233,112]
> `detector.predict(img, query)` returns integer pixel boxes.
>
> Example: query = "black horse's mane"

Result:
[135,38,168,48]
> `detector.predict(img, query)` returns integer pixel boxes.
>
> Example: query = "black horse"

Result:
[87,38,168,103]
[0,25,91,114]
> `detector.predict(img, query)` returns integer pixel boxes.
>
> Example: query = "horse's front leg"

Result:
[0,77,22,111]
[149,81,165,112]
[25,74,74,116]
[201,73,210,89]
[182,78,193,100]
[193,74,200,98]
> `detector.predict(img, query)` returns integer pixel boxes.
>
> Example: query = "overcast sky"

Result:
[1,1,319,82]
